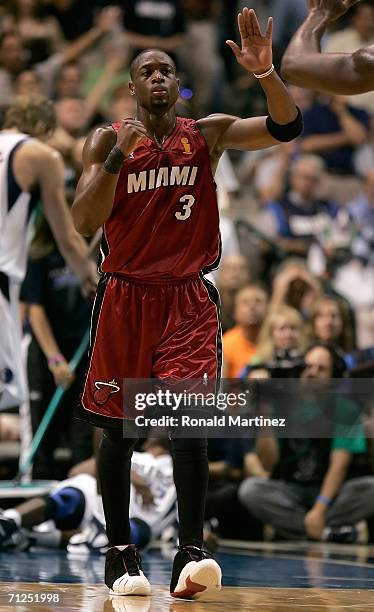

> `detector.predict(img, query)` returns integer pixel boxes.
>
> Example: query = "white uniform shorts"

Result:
[0,279,27,410]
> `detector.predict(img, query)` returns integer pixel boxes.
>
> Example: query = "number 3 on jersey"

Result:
[175,194,195,221]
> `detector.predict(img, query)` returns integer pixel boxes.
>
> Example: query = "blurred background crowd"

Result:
[1,0,374,549]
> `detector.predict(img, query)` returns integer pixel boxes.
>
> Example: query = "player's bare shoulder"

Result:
[12,138,64,191]
[17,138,62,164]
[197,114,237,158]
[82,125,117,167]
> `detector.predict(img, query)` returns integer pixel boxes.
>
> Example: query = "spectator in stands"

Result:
[223,284,268,377]
[55,98,89,138]
[3,0,65,57]
[0,32,24,108]
[0,7,120,109]
[239,143,292,204]
[308,296,355,354]
[301,95,369,176]
[287,84,315,114]
[21,216,93,479]
[271,0,307,58]
[47,55,126,186]
[324,1,374,51]
[123,0,187,63]
[326,172,374,349]
[323,1,374,114]
[79,28,129,108]
[15,69,44,96]
[252,305,306,365]
[45,0,107,41]
[354,117,374,177]
[181,0,220,117]
[239,343,374,542]
[107,85,136,123]
[265,155,338,258]
[217,254,251,333]
[239,85,313,201]
[270,259,322,316]
[205,437,266,542]
[46,107,87,201]
[332,257,374,350]
[56,56,123,138]
[219,0,240,85]
[348,169,374,232]
[53,62,81,99]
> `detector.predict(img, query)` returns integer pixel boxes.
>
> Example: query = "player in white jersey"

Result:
[0,439,176,554]
[0,472,99,551]
[67,438,177,555]
[0,94,98,409]
[129,439,177,540]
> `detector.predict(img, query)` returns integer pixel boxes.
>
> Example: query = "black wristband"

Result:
[103,145,125,174]
[266,106,303,142]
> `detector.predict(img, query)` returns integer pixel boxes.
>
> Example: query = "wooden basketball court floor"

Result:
[0,541,373,610]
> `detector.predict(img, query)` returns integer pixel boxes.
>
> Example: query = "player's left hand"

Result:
[226,7,273,75]
[307,0,361,22]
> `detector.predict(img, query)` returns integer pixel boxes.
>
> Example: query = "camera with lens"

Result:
[265,350,305,379]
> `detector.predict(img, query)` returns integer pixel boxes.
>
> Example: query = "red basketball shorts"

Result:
[77,273,221,429]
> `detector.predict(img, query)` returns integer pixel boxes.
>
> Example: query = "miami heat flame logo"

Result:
[93,379,120,405]
[181,137,191,155]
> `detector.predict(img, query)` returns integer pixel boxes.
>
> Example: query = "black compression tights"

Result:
[97,430,208,547]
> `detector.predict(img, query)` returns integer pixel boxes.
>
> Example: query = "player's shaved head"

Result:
[130,49,176,80]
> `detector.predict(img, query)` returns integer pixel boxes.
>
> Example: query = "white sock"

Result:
[3,509,21,527]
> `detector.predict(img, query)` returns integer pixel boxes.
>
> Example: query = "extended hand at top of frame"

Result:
[307,0,361,23]
[226,7,273,75]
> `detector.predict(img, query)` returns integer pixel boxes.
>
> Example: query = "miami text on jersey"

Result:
[127,165,198,194]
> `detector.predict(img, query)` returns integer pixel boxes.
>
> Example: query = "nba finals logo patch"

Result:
[181,137,191,155]
[94,379,120,405]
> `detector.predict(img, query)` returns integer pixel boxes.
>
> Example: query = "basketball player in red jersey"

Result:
[72,7,302,600]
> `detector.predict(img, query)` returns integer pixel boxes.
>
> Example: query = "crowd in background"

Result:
[0,0,374,547]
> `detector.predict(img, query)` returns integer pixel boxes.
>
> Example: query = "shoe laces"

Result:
[121,544,142,576]
[178,545,212,562]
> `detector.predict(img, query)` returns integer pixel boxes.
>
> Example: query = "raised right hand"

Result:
[116,119,148,157]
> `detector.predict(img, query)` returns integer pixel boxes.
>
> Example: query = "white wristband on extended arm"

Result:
[253,64,275,79]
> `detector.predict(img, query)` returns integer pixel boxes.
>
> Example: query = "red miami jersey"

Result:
[100,117,220,280]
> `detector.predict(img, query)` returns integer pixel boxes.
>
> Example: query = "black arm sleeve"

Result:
[266,106,303,142]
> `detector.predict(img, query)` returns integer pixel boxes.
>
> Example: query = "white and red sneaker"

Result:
[170,545,222,599]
